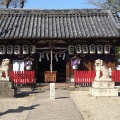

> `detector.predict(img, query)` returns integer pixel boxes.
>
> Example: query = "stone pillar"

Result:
[50,83,55,99]
[90,80,118,96]
[0,81,17,97]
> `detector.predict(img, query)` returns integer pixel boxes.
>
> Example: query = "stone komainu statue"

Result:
[94,59,112,81]
[0,58,10,81]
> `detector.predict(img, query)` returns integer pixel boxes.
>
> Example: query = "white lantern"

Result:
[0,45,6,54]
[29,45,36,54]
[68,45,74,54]
[82,45,88,54]
[89,44,95,54]
[7,45,13,54]
[104,45,111,54]
[97,45,103,54]
[75,44,82,53]
[14,45,21,55]
[22,45,29,54]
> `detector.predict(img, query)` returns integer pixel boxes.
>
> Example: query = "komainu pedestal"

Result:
[0,81,17,97]
[90,80,118,96]
[90,59,118,97]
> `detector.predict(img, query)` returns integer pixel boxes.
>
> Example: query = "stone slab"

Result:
[92,81,115,89]
[0,81,13,89]
[0,89,17,97]
[90,87,118,96]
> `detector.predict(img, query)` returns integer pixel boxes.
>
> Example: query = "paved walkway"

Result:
[26,89,83,120]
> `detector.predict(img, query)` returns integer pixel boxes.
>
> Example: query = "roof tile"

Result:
[0,9,119,39]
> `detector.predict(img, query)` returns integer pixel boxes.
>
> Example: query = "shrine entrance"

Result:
[36,54,66,83]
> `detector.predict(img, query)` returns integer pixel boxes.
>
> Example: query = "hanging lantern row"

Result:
[68,44,111,54]
[39,53,66,62]
[0,45,36,55]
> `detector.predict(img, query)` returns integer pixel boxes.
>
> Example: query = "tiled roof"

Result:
[0,9,120,40]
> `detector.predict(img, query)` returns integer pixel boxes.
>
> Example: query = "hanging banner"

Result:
[89,44,95,54]
[97,45,103,54]
[29,45,36,54]
[14,45,21,55]
[82,45,88,54]
[71,58,80,69]
[7,45,13,54]
[0,45,6,54]
[104,45,111,54]
[22,45,29,54]
[75,44,82,53]
[68,45,74,54]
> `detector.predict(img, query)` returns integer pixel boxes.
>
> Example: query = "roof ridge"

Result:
[0,8,110,15]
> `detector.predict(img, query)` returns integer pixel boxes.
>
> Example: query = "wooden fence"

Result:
[74,70,120,87]
[10,70,35,88]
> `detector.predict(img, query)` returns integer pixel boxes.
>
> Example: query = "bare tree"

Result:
[88,0,120,11]
[0,0,26,8]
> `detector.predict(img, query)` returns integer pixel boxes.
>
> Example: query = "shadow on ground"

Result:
[16,88,45,98]
[118,92,120,96]
[55,97,69,99]
[0,104,40,116]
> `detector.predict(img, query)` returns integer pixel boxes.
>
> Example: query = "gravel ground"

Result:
[70,90,120,120]
[0,90,35,120]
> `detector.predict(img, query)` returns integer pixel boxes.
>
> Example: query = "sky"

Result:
[24,0,98,9]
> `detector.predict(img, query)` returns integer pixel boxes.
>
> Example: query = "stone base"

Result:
[0,81,17,97]
[90,80,118,97]
[0,81,13,89]
[90,88,118,96]
[0,89,17,97]
[92,81,115,88]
